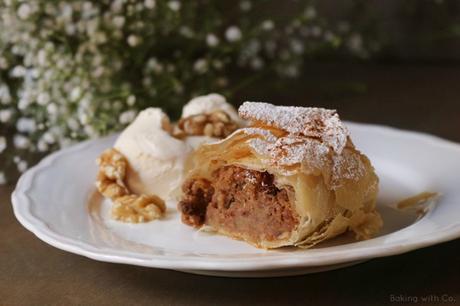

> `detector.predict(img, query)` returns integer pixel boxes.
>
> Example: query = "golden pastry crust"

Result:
[179,102,382,249]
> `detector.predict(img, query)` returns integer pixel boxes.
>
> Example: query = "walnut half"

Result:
[96,148,166,223]
[112,194,166,223]
[173,110,238,139]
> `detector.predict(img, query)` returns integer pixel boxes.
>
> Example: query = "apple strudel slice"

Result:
[178,102,382,249]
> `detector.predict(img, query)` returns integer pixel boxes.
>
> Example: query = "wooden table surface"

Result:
[1,63,460,306]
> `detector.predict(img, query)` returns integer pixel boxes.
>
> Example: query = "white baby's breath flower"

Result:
[70,87,82,102]
[85,19,99,36]
[0,85,11,104]
[61,4,73,19]
[10,66,26,78]
[146,58,164,74]
[47,103,58,116]
[113,100,122,110]
[283,65,299,78]
[0,136,6,154]
[0,172,6,185]
[225,26,242,42]
[240,0,251,11]
[127,35,141,47]
[37,139,49,152]
[16,118,36,133]
[112,16,125,28]
[206,34,219,47]
[304,6,316,19]
[0,109,13,123]
[193,59,208,74]
[212,60,223,70]
[56,58,68,70]
[92,66,105,78]
[250,57,264,70]
[37,92,50,105]
[144,0,156,9]
[111,0,124,12]
[29,68,39,79]
[65,24,76,36]
[17,3,32,20]
[43,132,56,144]
[78,113,89,125]
[92,55,103,66]
[324,31,338,44]
[127,95,136,106]
[82,1,94,14]
[119,110,137,124]
[261,20,274,31]
[179,26,194,38]
[36,49,47,66]
[0,57,8,70]
[142,77,152,87]
[290,39,304,54]
[11,46,21,56]
[67,118,80,131]
[348,33,363,53]
[17,160,28,173]
[13,134,30,149]
[168,1,181,11]
[18,96,31,111]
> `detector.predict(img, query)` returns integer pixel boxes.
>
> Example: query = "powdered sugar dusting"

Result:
[239,102,349,153]
[237,102,365,186]
[248,134,330,173]
[247,131,365,187]
[331,149,366,188]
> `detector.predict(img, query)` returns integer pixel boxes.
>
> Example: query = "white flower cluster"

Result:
[0,0,372,184]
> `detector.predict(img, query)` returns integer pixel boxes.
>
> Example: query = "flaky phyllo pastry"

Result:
[178,102,382,249]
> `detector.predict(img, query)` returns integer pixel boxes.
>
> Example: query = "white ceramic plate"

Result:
[12,122,460,277]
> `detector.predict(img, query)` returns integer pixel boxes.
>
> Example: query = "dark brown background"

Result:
[1,63,460,306]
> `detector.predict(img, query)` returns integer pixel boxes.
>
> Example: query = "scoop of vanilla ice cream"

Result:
[114,108,190,200]
[113,94,242,200]
[181,93,241,123]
